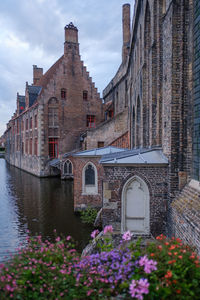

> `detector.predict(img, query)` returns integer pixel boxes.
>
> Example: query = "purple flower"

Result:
[103,225,113,234]
[122,230,133,241]
[129,279,137,298]
[91,229,100,239]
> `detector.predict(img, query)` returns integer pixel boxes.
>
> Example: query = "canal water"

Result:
[0,158,92,262]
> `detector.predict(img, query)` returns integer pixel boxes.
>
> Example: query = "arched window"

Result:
[63,160,73,175]
[143,1,151,147]
[85,164,95,185]
[152,0,158,146]
[82,162,98,195]
[132,106,136,148]
[136,97,141,147]
[48,97,58,127]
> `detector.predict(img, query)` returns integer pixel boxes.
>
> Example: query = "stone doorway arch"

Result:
[122,175,150,234]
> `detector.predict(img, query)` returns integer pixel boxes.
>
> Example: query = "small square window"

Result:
[98,141,104,148]
[61,89,66,99]
[83,90,88,100]
[109,110,114,118]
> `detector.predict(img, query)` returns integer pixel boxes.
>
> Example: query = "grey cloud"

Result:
[0,0,133,135]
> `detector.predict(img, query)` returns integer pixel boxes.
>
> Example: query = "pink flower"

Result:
[103,225,113,234]
[129,278,149,299]
[122,230,133,241]
[87,289,94,296]
[66,236,71,241]
[91,229,100,239]
[139,255,157,274]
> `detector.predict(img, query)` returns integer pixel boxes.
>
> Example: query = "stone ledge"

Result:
[189,179,200,192]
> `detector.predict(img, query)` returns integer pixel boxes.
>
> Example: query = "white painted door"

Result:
[123,177,150,234]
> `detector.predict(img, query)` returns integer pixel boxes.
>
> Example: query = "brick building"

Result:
[4,23,102,176]
[64,0,200,251]
[4,1,200,251]
[97,0,200,250]
[62,146,126,211]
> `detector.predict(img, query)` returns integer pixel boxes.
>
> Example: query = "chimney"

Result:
[122,4,131,63]
[33,65,43,85]
[64,22,79,55]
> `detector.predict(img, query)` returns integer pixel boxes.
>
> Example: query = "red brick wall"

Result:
[67,156,104,210]
[110,131,130,149]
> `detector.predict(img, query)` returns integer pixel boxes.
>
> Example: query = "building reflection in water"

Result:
[0,159,91,261]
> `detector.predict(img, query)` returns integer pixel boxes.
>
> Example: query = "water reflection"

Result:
[0,159,91,262]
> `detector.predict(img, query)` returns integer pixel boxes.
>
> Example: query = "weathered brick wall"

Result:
[67,156,104,210]
[193,0,200,180]
[5,104,43,176]
[38,49,102,162]
[110,131,130,149]
[171,182,200,254]
[102,165,168,236]
[84,109,129,150]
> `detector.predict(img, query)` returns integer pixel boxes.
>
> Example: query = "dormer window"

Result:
[61,89,66,99]
[83,90,88,100]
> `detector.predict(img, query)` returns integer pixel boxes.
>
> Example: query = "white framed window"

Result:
[82,162,98,195]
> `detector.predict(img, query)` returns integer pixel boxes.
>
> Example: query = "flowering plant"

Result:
[145,234,200,299]
[0,230,199,299]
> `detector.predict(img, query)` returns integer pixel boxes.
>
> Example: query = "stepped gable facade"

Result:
[4,23,103,176]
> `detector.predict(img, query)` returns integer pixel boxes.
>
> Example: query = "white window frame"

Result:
[63,159,73,175]
[82,162,98,195]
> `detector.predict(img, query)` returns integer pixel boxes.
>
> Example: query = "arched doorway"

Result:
[122,176,150,234]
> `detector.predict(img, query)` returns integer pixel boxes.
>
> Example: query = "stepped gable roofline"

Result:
[65,22,78,31]
[100,148,169,165]
[36,55,64,90]
[71,146,127,157]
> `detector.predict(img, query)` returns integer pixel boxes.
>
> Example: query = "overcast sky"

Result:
[0,0,133,136]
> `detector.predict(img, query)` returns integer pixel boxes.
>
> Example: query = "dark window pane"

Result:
[85,164,95,185]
